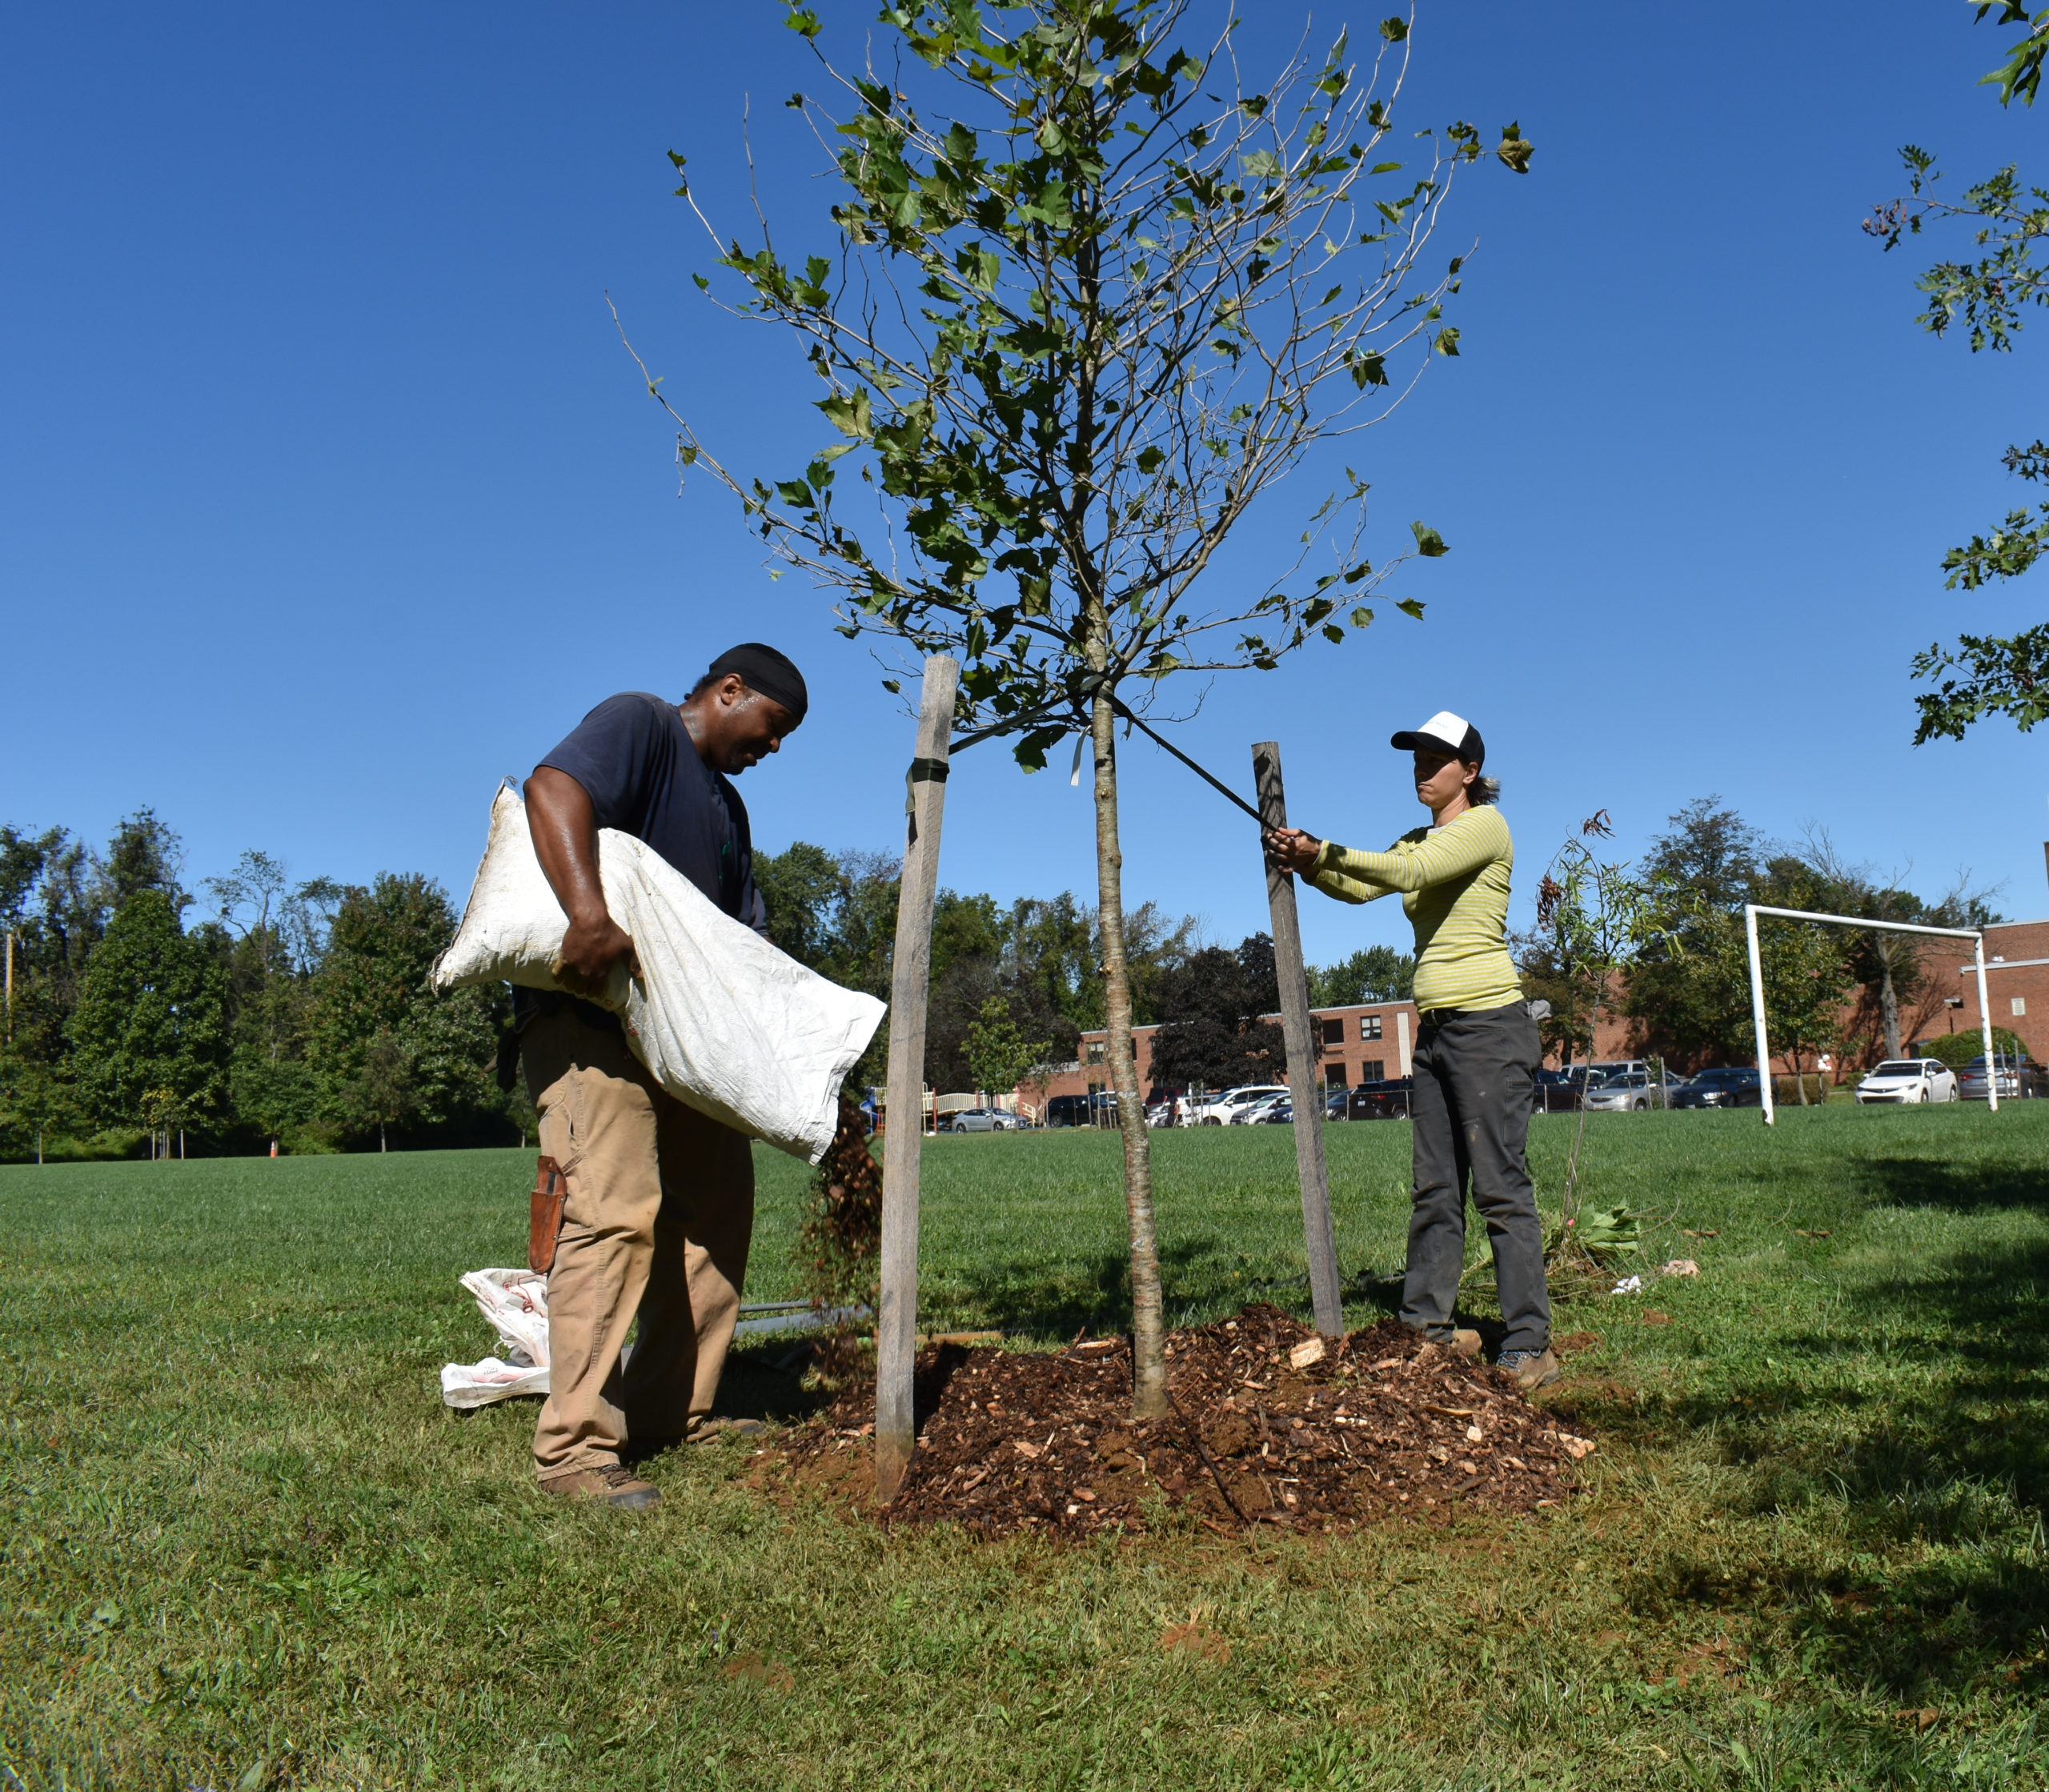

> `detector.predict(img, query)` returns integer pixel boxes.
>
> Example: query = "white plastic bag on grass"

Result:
[431,784,885,1164]
[440,1268,551,1409]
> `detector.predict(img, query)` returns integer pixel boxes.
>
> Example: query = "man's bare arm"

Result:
[524,766,638,1000]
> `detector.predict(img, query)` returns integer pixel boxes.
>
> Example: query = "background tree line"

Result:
[1515,796,2003,1092]
[0,812,519,1161]
[0,808,1407,1160]
[754,842,1413,1098]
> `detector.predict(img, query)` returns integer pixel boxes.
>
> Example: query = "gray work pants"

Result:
[1402,1001,1550,1355]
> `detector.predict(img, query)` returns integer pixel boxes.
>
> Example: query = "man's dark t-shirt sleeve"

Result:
[536,691,768,939]
[539,693,667,837]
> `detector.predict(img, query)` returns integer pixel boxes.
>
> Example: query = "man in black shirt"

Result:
[519,643,806,1509]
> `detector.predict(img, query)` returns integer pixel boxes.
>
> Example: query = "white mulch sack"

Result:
[432,784,886,1164]
[441,1268,551,1409]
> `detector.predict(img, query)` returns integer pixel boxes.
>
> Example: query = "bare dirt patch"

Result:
[770,1306,1592,1538]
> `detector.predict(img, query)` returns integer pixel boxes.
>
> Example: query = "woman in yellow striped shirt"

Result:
[1266,711,1556,1390]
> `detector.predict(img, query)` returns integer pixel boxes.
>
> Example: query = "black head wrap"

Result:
[706,643,808,724]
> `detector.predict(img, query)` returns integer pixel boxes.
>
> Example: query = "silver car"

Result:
[1582,1071,1670,1112]
[940,1107,1022,1133]
[1230,1093,1291,1125]
[1959,1055,2045,1100]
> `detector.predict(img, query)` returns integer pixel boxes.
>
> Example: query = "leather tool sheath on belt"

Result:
[528,1155,567,1274]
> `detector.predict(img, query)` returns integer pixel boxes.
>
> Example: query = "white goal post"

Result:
[1743,904,1996,1125]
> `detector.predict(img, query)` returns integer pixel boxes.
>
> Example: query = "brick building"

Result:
[1943,917,2049,1057]
[1028,999,1422,1114]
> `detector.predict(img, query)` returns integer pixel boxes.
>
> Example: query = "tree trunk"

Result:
[380,1121,387,1153]
[1880,957,1901,1060]
[1792,1050,1810,1104]
[1090,676,1166,1420]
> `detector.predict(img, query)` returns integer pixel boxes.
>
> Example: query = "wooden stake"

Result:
[876,655,959,1501]
[1252,741,1344,1337]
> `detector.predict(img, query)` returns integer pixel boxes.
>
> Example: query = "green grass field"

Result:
[3,1106,2046,1790]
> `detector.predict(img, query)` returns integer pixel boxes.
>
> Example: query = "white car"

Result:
[1190,1084,1290,1126]
[1855,1059,1959,1104]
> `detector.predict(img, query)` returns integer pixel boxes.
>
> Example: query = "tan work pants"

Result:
[522,1004,755,1480]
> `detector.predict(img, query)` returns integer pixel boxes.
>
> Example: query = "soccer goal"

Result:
[1743,904,1997,1125]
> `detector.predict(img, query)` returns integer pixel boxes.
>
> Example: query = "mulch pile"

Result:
[771,1305,1596,1537]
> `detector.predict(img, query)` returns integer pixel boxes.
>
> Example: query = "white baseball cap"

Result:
[1389,710,1484,766]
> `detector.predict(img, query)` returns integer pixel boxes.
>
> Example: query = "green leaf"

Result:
[1350,606,1375,628]
[817,389,873,439]
[1409,522,1448,557]
[1396,598,1426,619]
[785,6,821,38]
[1321,623,1345,643]
[1136,445,1165,475]
[1434,326,1461,356]
[1369,160,1401,174]
[692,273,709,291]
[1378,16,1409,42]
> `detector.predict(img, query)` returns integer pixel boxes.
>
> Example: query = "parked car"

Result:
[1325,1088,1352,1121]
[1582,1071,1672,1112]
[1582,1060,1656,1084]
[940,1107,1022,1132]
[1254,1101,1295,1124]
[1668,1066,1762,1109]
[1193,1084,1290,1125]
[1045,1092,1119,1128]
[1531,1068,1588,1114]
[1855,1059,1959,1104]
[1231,1092,1291,1125]
[1346,1076,1413,1120]
[1959,1053,2047,1101]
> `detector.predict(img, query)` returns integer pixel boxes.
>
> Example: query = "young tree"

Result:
[1534,813,1685,1224]
[644,0,1529,1413]
[961,992,1053,1096]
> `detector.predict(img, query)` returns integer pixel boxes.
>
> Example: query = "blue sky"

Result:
[4,2,2043,966]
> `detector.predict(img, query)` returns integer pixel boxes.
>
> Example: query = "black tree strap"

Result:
[904,755,952,817]
[939,677,1263,826]
[1106,696,1264,825]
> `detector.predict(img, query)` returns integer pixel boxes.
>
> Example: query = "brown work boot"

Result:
[1452,1329,1482,1359]
[1498,1348,1560,1392]
[538,1463,662,1510]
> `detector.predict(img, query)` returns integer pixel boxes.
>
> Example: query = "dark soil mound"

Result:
[776,1305,1594,1538]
